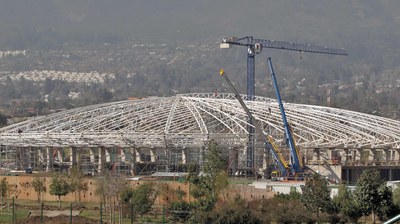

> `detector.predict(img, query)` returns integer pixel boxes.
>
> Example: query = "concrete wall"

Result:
[1,175,100,203]
[0,175,275,206]
[307,164,342,183]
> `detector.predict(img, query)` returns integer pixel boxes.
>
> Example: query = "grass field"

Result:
[0,208,29,223]
[0,200,169,224]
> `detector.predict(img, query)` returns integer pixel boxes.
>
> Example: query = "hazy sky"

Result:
[0,1,400,68]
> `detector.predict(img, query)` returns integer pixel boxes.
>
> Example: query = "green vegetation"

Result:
[49,173,70,208]
[121,183,157,219]
[186,141,229,215]
[301,174,334,216]
[31,176,46,203]
[0,146,397,223]
[68,166,88,202]
[333,184,363,223]
[0,208,29,223]
[0,178,8,205]
[1,167,400,223]
[94,171,130,222]
[355,169,395,223]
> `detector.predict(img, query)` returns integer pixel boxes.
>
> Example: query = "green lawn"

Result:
[0,208,29,223]
[0,200,170,224]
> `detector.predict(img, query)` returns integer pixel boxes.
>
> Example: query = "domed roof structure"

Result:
[1,93,399,150]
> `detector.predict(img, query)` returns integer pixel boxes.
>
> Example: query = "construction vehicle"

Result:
[266,57,304,174]
[219,69,290,177]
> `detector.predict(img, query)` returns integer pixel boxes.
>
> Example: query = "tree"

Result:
[169,188,193,222]
[49,173,70,208]
[95,171,129,224]
[301,174,333,218]
[170,201,194,222]
[31,176,46,203]
[202,197,261,224]
[275,191,302,200]
[333,184,363,223]
[186,141,229,212]
[393,186,400,206]
[354,168,393,223]
[0,178,8,205]
[274,198,314,224]
[121,183,157,218]
[68,166,88,202]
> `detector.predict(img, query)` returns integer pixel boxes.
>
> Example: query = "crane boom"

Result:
[219,69,289,175]
[267,58,303,173]
[222,36,348,56]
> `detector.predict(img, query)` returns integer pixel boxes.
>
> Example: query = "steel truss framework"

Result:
[0,93,399,150]
[0,93,400,149]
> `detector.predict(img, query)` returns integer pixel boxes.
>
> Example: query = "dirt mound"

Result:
[16,215,101,224]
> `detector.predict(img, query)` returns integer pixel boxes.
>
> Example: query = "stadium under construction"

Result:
[0,93,399,183]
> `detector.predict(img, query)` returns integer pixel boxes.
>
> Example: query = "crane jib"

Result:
[223,36,348,56]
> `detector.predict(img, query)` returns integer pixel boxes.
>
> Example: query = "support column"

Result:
[57,149,64,163]
[150,148,156,163]
[70,147,77,167]
[120,148,126,162]
[181,148,187,165]
[326,149,333,164]
[105,148,111,163]
[343,149,350,165]
[16,147,22,170]
[98,147,106,173]
[129,148,135,175]
[38,148,44,169]
[395,149,400,163]
[391,149,396,161]
[230,148,239,176]
[354,149,362,163]
[135,149,142,163]
[303,149,309,165]
[46,147,53,172]
[312,149,320,163]
[368,149,376,161]
[383,149,391,163]
[89,149,95,163]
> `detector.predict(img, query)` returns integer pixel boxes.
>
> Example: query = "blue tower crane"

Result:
[220,36,348,100]
[221,36,348,174]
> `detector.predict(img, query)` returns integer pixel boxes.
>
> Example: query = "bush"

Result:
[169,201,194,222]
[194,197,261,224]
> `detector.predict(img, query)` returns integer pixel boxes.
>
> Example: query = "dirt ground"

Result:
[29,209,80,217]
[16,215,101,224]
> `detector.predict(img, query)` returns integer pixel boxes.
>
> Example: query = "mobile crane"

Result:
[219,69,290,177]
[267,57,303,174]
